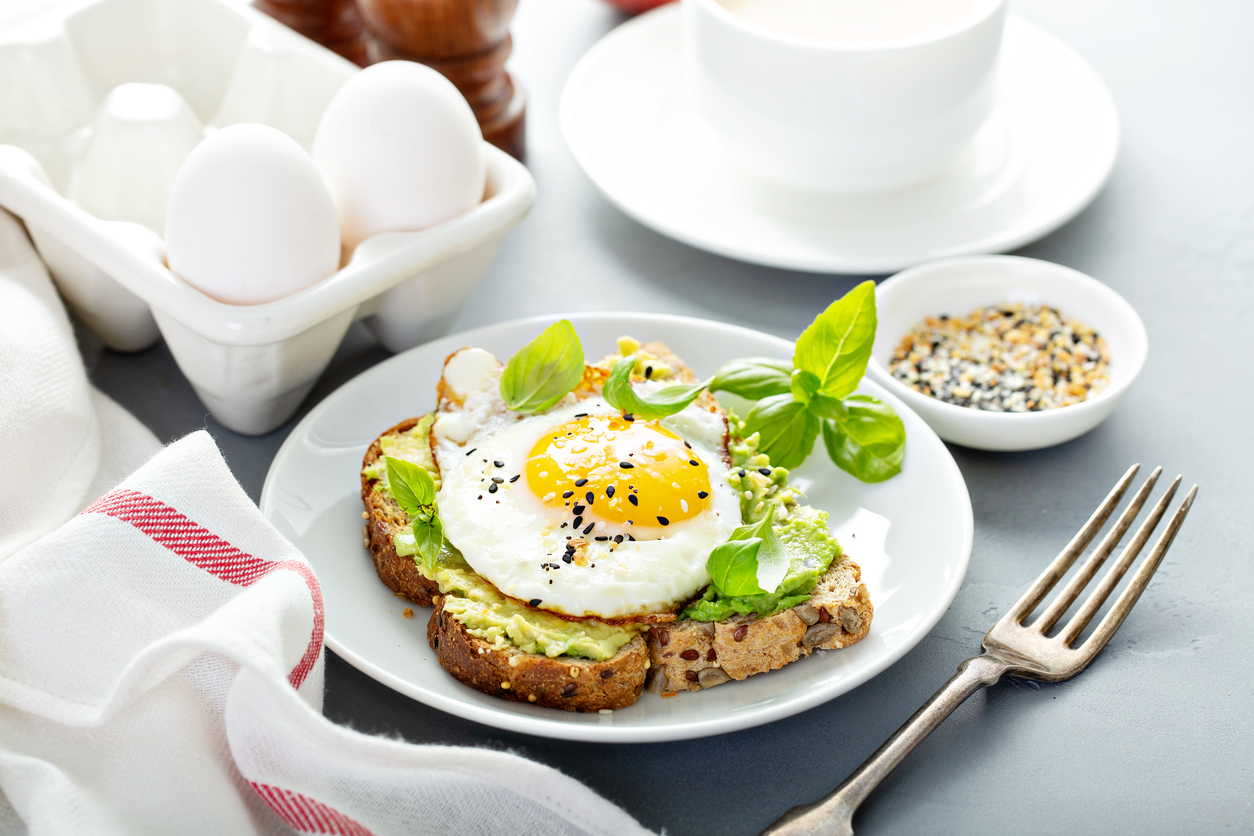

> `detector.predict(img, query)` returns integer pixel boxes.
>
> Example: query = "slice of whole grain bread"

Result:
[362,409,650,712]
[427,598,648,711]
[644,555,873,695]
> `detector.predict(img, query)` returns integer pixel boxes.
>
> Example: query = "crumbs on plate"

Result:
[889,303,1110,412]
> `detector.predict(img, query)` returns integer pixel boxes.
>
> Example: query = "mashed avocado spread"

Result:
[681,425,842,622]
[366,411,841,659]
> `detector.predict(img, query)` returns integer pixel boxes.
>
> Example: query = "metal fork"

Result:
[761,464,1198,836]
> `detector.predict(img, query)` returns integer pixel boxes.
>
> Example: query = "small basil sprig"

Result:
[602,354,713,420]
[385,456,443,571]
[706,507,789,596]
[499,320,585,413]
[731,281,905,482]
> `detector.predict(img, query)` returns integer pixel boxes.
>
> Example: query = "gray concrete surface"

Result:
[82,0,1253,833]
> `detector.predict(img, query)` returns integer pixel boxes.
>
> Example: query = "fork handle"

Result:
[760,654,1011,836]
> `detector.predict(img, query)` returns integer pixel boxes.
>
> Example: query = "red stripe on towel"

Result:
[82,488,324,689]
[250,782,375,836]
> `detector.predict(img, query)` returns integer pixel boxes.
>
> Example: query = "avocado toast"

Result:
[361,339,873,711]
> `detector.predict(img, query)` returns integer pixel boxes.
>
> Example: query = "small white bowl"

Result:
[866,255,1147,451]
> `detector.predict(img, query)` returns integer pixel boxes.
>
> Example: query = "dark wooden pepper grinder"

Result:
[356,0,527,160]
[253,0,373,67]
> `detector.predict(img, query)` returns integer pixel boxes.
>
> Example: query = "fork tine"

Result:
[1059,476,1182,646]
[1074,484,1198,660]
[1004,464,1139,624]
[1032,467,1161,634]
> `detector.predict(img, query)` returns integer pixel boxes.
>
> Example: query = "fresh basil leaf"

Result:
[793,280,877,400]
[602,354,712,420]
[822,395,906,483]
[742,394,821,470]
[499,320,585,413]
[709,357,793,400]
[706,511,788,596]
[384,455,435,513]
[411,513,444,573]
[707,537,766,596]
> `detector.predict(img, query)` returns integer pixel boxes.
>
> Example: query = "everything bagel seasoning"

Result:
[889,303,1110,412]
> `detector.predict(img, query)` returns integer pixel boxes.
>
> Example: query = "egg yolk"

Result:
[526,416,712,531]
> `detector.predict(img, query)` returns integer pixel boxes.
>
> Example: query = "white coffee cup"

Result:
[684,0,1007,192]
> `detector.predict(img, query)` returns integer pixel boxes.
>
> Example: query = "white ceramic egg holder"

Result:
[0,0,536,434]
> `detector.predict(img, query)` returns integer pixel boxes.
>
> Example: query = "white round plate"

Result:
[560,7,1120,275]
[261,314,973,742]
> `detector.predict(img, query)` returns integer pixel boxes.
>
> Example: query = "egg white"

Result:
[431,352,741,619]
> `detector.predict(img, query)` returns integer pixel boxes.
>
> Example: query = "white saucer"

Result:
[560,7,1120,275]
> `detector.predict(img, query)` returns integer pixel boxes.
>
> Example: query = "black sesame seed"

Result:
[488,483,498,494]
[623,414,635,422]
[627,533,636,541]
[657,516,670,526]
[573,504,586,515]
[758,467,772,476]
[573,515,584,528]
[628,494,638,506]
[614,535,624,543]
[605,485,615,498]
[738,469,747,478]
[586,491,595,505]
[619,462,634,469]
[562,490,574,499]
[465,448,477,456]
[684,441,691,448]
[575,413,588,418]
[689,459,699,466]
[528,598,542,607]
[698,491,709,499]
[494,460,504,468]
[583,522,595,535]
[563,553,573,564]
[491,477,504,484]
[510,475,520,483]
[645,365,653,379]
[595,536,609,541]
[575,478,589,487]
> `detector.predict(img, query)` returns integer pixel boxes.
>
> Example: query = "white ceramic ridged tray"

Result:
[0,0,535,434]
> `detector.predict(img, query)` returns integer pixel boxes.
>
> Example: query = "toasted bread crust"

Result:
[428,598,649,711]
[646,555,874,695]
[361,417,440,607]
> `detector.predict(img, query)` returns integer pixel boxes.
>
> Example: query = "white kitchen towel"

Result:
[0,210,653,836]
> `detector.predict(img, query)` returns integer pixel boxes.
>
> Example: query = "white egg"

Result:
[165,123,341,305]
[431,348,741,620]
[311,61,486,250]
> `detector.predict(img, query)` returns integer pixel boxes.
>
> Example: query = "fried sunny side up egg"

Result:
[431,347,741,620]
